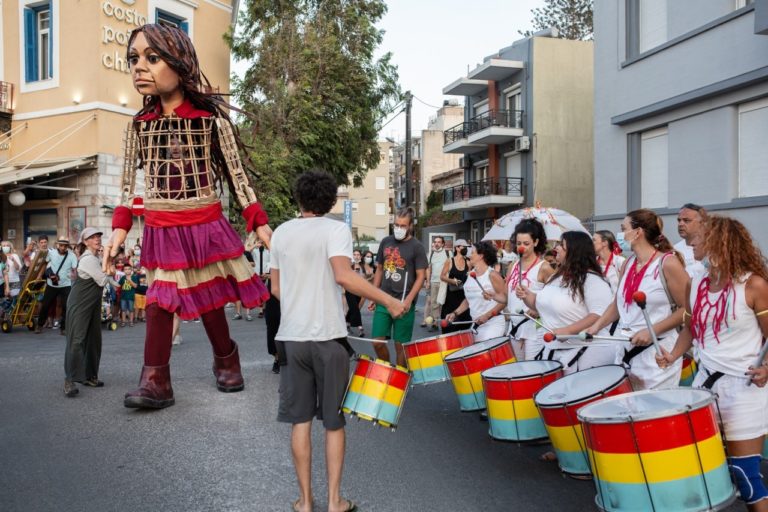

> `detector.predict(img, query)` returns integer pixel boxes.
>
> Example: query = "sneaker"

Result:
[182,320,190,324]
[129,322,134,327]
[81,377,104,388]
[63,380,78,397]
[245,314,253,321]
[271,360,280,374]
[193,318,201,323]
[172,335,183,346]
[233,313,243,320]
[53,320,60,328]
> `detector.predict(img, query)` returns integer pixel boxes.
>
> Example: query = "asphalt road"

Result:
[0,294,747,512]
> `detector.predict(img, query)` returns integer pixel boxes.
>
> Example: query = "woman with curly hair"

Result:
[587,209,689,389]
[657,216,768,510]
[106,24,271,409]
[516,231,614,373]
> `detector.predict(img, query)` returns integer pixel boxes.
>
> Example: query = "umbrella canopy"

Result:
[482,206,590,242]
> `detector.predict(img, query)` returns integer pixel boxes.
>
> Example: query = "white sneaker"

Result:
[172,335,183,346]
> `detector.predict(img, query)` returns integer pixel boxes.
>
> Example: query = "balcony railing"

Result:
[443,177,523,205]
[443,109,524,145]
[0,81,13,114]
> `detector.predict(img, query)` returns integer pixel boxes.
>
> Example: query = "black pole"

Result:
[404,91,412,208]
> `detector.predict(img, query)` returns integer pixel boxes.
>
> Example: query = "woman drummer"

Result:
[516,231,614,374]
[506,219,555,360]
[440,239,471,334]
[587,209,688,390]
[593,230,625,293]
[657,216,768,511]
[444,241,506,342]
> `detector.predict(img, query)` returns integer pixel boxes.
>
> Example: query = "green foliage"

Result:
[417,207,462,238]
[228,0,401,226]
[425,190,442,211]
[520,0,593,41]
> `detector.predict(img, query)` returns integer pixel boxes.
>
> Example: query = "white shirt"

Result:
[271,217,353,342]
[251,246,270,275]
[427,249,449,283]
[674,240,706,280]
[5,253,22,283]
[507,259,546,340]
[463,267,506,340]
[535,274,613,332]
[616,255,677,339]
[600,254,626,293]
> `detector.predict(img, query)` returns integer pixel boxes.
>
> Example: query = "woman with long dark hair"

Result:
[517,231,614,373]
[106,24,271,409]
[440,239,471,334]
[587,209,689,389]
[657,216,768,510]
[506,219,555,360]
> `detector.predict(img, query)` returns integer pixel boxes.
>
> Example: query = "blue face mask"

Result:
[616,232,631,252]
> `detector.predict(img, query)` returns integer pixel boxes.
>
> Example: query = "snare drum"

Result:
[482,360,563,442]
[578,388,735,512]
[679,353,698,387]
[535,365,632,476]
[444,336,516,412]
[403,330,474,385]
[341,356,411,430]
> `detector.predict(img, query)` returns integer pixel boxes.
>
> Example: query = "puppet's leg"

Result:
[124,304,175,409]
[201,307,244,392]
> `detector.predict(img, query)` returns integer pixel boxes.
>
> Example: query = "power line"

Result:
[378,108,405,130]
[375,100,405,125]
[412,95,443,110]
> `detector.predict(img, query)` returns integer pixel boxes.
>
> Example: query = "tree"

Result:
[520,0,593,41]
[228,0,401,225]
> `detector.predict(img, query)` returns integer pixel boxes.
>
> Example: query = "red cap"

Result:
[543,332,555,343]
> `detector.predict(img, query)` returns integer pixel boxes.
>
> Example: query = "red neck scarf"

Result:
[690,277,734,345]
[507,255,540,289]
[600,252,614,277]
[622,252,657,309]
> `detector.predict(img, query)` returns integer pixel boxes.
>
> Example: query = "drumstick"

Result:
[516,309,554,334]
[577,332,631,342]
[401,271,408,302]
[468,271,488,293]
[747,341,768,387]
[543,332,629,344]
[517,246,525,285]
[440,311,499,329]
[347,335,391,344]
[541,335,614,348]
[632,291,663,356]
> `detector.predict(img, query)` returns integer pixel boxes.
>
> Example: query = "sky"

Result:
[231,0,545,141]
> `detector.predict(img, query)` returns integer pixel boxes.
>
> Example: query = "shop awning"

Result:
[0,155,97,187]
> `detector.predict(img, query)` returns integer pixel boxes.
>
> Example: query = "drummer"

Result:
[506,219,555,360]
[516,231,614,374]
[593,230,625,293]
[587,209,688,390]
[444,241,506,342]
[657,215,768,510]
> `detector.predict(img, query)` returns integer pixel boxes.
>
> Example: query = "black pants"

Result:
[264,279,281,359]
[345,290,362,328]
[38,285,71,330]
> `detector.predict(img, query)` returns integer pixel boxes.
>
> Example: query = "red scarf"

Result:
[690,277,734,345]
[507,255,539,289]
[600,252,614,277]
[621,252,657,309]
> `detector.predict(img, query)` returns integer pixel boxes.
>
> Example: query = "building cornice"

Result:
[13,102,136,120]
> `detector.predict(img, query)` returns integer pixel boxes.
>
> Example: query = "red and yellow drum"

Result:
[534,365,632,476]
[341,356,411,430]
[403,330,474,385]
[578,388,735,512]
[482,360,563,442]
[679,353,698,387]
[444,336,516,412]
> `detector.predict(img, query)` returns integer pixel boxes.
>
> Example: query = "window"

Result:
[352,202,359,212]
[738,98,768,198]
[505,154,522,179]
[23,2,53,82]
[638,0,667,53]
[640,127,668,208]
[474,162,488,182]
[375,176,386,190]
[375,203,386,216]
[156,9,189,33]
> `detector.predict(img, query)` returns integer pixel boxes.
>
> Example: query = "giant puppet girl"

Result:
[104,24,271,409]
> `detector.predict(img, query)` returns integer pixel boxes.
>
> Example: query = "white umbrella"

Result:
[482,206,589,241]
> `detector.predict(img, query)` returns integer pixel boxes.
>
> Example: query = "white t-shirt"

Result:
[600,254,626,293]
[535,273,613,332]
[427,249,449,283]
[251,246,270,275]
[271,217,353,342]
[5,253,22,283]
[674,240,706,280]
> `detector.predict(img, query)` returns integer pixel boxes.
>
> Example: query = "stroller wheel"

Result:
[26,320,35,331]
[1,320,11,333]
[109,322,118,331]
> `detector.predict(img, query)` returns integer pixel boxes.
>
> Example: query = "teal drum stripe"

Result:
[555,447,591,476]
[488,417,548,442]
[411,365,449,385]
[457,391,486,412]
[342,391,401,426]
[594,464,734,512]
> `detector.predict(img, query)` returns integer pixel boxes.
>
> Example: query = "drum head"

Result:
[577,388,715,423]
[483,360,562,380]
[535,365,626,407]
[405,329,473,346]
[444,336,508,362]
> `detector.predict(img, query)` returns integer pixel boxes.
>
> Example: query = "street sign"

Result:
[343,200,352,229]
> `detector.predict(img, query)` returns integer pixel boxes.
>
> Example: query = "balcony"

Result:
[442,177,524,211]
[442,77,488,96]
[0,81,14,114]
[467,58,524,81]
[443,109,524,152]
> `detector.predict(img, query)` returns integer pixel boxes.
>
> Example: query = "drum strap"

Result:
[608,320,619,336]
[566,347,588,368]
[622,344,652,364]
[534,347,545,361]
[701,368,725,390]
[509,318,529,337]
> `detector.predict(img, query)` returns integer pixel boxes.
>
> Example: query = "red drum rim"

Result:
[444,336,511,363]
[577,388,716,424]
[402,329,474,347]
[357,354,409,374]
[534,365,628,409]
[481,360,563,381]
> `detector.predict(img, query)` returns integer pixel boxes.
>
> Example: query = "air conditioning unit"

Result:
[514,136,530,152]
[458,157,466,168]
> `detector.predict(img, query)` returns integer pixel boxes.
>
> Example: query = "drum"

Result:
[482,360,563,442]
[578,388,735,512]
[341,356,411,430]
[403,330,474,385]
[679,353,698,387]
[535,365,632,476]
[444,336,516,412]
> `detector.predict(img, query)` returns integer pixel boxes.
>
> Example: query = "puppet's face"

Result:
[128,32,181,98]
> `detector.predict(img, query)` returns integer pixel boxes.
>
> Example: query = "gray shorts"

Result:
[277,339,350,430]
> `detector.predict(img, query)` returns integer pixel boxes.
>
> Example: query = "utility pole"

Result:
[404,90,413,209]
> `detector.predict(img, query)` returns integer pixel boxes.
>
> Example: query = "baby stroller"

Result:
[102,286,118,331]
[0,296,15,333]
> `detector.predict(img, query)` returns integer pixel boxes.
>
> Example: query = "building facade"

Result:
[440,33,594,243]
[0,0,235,247]
[593,0,768,247]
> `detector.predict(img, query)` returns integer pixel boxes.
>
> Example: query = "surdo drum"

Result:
[403,330,474,385]
[341,356,410,430]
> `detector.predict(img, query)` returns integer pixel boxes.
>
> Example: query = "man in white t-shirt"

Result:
[422,236,449,331]
[674,203,707,279]
[270,170,406,512]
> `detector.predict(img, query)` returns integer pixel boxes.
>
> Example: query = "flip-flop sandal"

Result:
[340,499,357,512]
[539,451,557,462]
